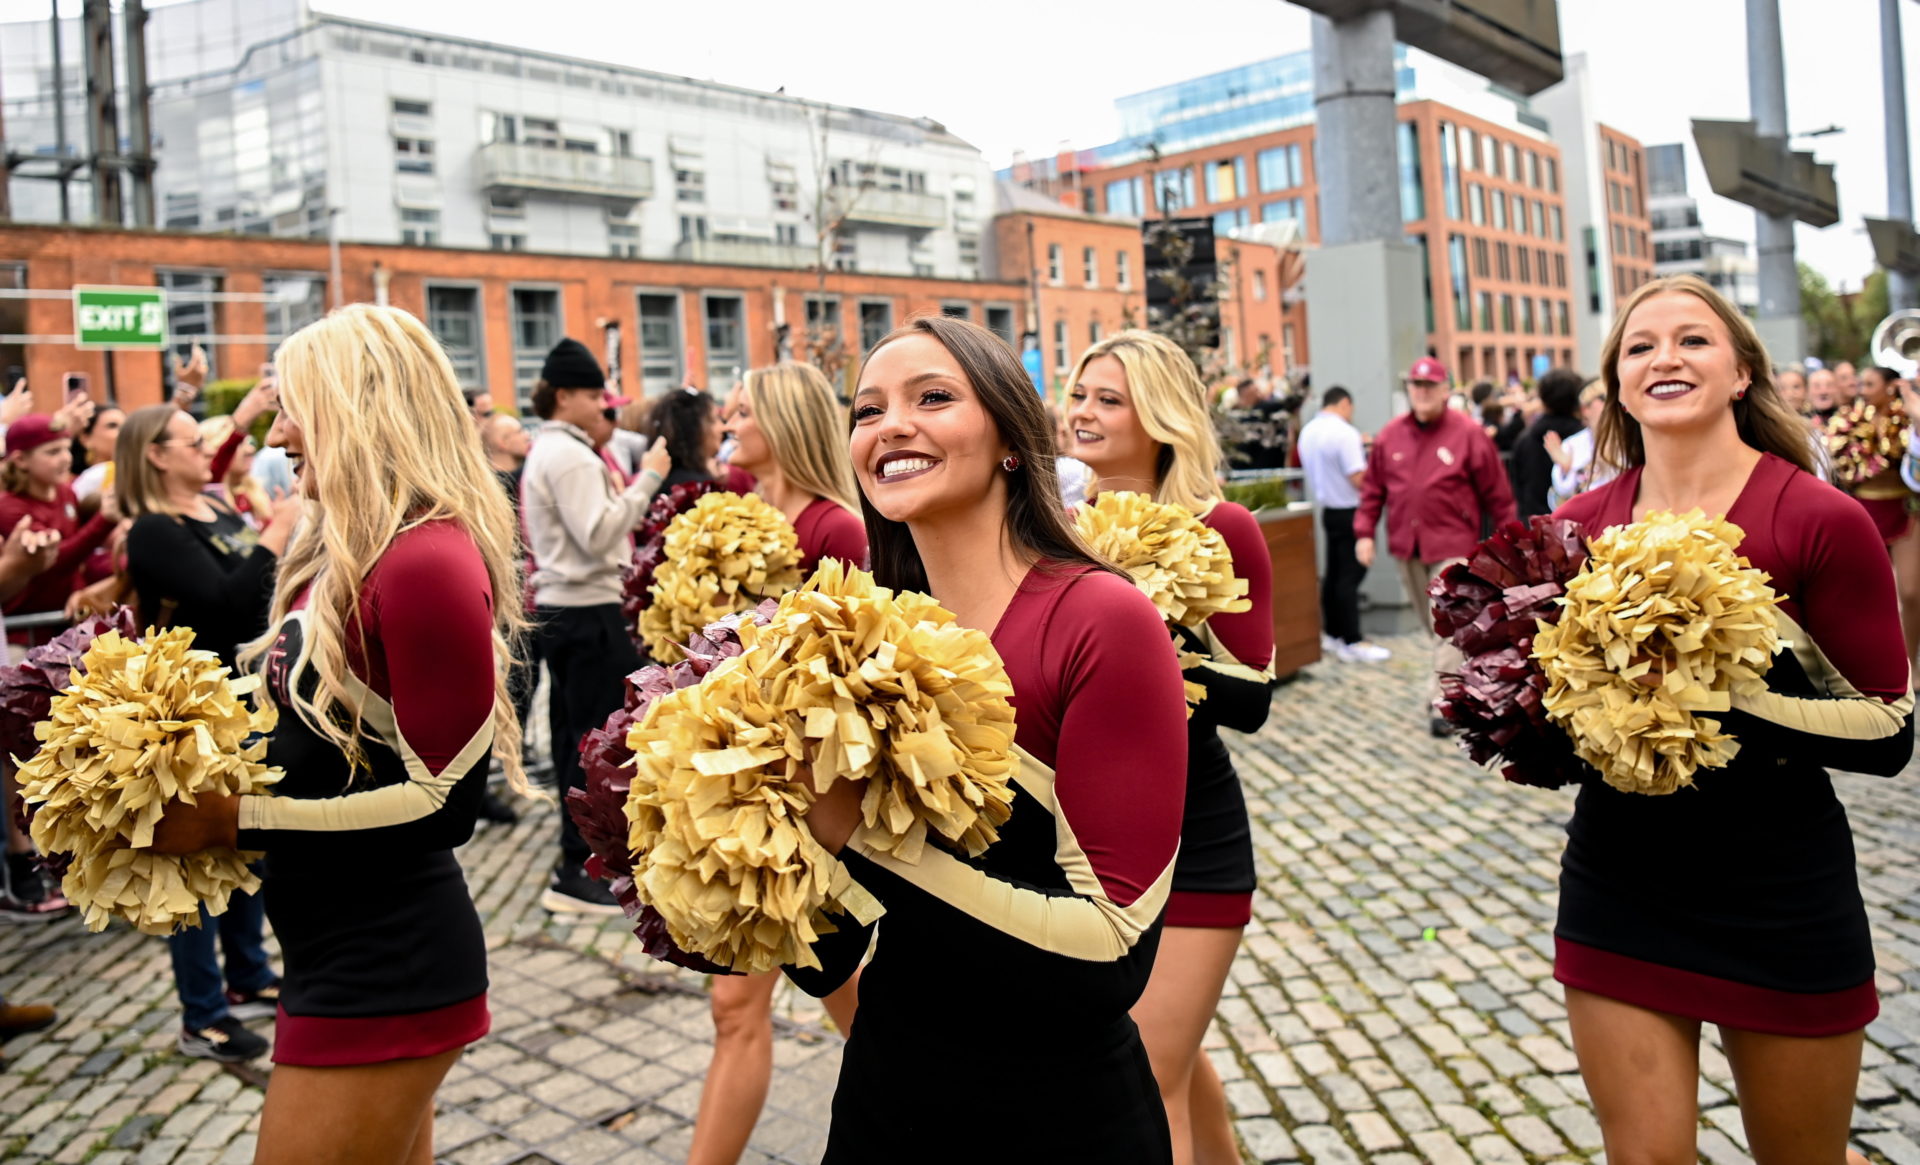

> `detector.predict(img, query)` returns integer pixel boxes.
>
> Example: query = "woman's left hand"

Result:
[148,792,241,854]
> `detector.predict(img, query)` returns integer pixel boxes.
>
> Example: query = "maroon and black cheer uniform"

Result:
[1551,453,1915,1035]
[1167,500,1277,928]
[238,521,499,1065]
[792,497,866,574]
[789,564,1189,1163]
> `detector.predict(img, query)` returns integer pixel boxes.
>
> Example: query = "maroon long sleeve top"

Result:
[1354,407,1517,562]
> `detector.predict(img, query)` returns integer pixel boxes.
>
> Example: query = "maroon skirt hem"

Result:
[272,992,490,1067]
[1554,937,1876,1038]
[1165,890,1252,929]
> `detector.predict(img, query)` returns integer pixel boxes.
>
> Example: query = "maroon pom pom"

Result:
[565,600,779,973]
[1427,517,1590,788]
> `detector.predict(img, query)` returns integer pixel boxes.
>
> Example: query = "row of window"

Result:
[1045,244,1136,291]
[1463,183,1564,241]
[152,271,328,381]
[1461,290,1572,339]
[1605,138,1641,181]
[1456,122,1560,195]
[1613,222,1650,262]
[1607,179,1643,218]
[1463,236,1569,290]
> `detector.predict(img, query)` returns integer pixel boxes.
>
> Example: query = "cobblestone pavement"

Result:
[9,633,1920,1163]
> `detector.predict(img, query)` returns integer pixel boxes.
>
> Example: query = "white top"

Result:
[1056,456,1093,508]
[72,461,110,502]
[1296,410,1366,509]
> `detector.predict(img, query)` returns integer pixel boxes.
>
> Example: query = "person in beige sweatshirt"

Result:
[519,337,669,913]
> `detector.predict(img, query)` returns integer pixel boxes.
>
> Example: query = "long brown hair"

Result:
[854,315,1116,595]
[1594,274,1814,476]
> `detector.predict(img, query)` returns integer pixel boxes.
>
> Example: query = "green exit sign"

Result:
[73,286,168,350]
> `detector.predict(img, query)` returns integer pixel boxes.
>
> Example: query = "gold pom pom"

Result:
[622,561,1019,972]
[1074,491,1250,627]
[17,629,281,935]
[639,492,805,662]
[1533,510,1780,795]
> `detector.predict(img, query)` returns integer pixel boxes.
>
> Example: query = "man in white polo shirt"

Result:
[1297,386,1389,663]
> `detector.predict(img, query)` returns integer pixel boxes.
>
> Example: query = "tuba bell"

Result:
[1871,308,1920,378]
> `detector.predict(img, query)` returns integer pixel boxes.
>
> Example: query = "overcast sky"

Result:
[9,0,1915,289]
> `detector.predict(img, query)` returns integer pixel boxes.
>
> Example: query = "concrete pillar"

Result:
[1311,11,1401,246]
[1747,0,1805,360]
[1886,0,1917,312]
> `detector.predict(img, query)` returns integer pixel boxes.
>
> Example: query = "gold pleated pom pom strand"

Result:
[619,561,1019,973]
[1532,510,1780,795]
[17,628,280,935]
[1073,491,1251,627]
[639,492,805,663]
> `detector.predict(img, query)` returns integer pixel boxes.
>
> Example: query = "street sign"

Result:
[1691,120,1840,228]
[1289,0,1564,94]
[72,286,167,350]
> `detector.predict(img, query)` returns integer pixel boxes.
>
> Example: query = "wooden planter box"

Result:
[1254,503,1323,679]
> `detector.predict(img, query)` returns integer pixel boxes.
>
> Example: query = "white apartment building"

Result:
[0,0,996,299]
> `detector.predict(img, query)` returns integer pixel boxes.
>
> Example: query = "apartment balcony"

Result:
[825,185,947,230]
[475,142,654,201]
[673,237,817,268]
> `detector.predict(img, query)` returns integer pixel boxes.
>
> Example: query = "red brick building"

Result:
[1599,126,1655,302]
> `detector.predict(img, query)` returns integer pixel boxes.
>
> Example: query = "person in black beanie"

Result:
[520,337,670,913]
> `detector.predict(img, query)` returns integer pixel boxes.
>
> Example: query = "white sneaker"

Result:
[1321,632,1340,654]
[1336,641,1392,663]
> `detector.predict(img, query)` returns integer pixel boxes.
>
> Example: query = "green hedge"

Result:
[1220,477,1297,515]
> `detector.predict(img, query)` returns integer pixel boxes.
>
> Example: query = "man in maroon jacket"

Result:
[1355,357,1518,736]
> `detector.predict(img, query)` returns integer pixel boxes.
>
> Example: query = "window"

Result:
[1506,144,1520,180]
[776,223,802,247]
[1542,298,1557,335]
[524,117,560,149]
[1521,297,1536,334]
[489,232,526,252]
[1397,121,1424,222]
[1514,198,1529,237]
[1472,237,1489,278]
[510,288,562,404]
[1262,198,1304,225]
[1478,291,1494,332]
[1256,144,1303,192]
[1463,129,1480,171]
[394,137,434,174]
[1253,270,1268,302]
[400,207,440,247]
[426,284,484,388]
[679,215,708,243]
[1449,234,1470,330]
[859,301,893,352]
[1517,247,1531,285]
[1537,249,1550,285]
[486,191,525,219]
[1153,167,1195,214]
[1556,301,1570,337]
[1492,190,1507,231]
[703,294,744,391]
[1117,250,1133,290]
[1553,253,1567,288]
[1545,158,1559,194]
[1052,320,1069,374]
[1282,323,1297,368]
[1048,244,1064,285]
[1105,177,1144,217]
[1204,157,1245,203]
[1213,208,1249,236]
[941,303,972,322]
[985,306,1016,347]
[1526,152,1540,189]
[637,292,684,395]
[1469,184,1485,226]
[1500,294,1514,333]
[676,168,706,203]
[264,274,326,346]
[1441,122,1462,220]
[392,98,431,117]
[1491,139,1504,178]
[1084,247,1099,288]
[1088,319,1102,348]
[1551,206,1564,242]
[1496,242,1511,280]
[159,270,222,380]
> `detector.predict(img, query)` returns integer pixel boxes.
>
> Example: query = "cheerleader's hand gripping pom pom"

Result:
[1427,516,1591,788]
[1532,509,1780,795]
[580,562,1018,973]
[17,626,281,935]
[638,492,804,662]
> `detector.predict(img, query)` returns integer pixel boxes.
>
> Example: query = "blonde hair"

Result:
[1578,379,1607,408]
[113,404,190,518]
[197,414,271,518]
[249,305,528,790]
[740,362,860,514]
[1065,329,1223,515]
[1594,274,1813,477]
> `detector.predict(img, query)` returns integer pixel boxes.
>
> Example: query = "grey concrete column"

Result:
[1747,0,1805,359]
[1887,0,1917,311]
[1312,11,1401,246]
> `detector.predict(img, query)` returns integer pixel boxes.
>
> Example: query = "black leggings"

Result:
[534,603,640,867]
[1320,505,1364,644]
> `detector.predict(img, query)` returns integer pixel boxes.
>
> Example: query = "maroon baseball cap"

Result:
[1405,357,1450,385]
[5,414,61,457]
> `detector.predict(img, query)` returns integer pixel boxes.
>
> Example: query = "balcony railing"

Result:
[673,238,817,268]
[824,185,946,230]
[475,142,654,201]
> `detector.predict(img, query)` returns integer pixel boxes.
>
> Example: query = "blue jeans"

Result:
[166,884,274,1030]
